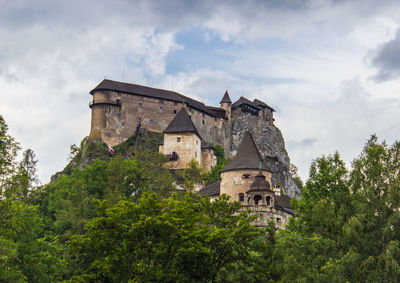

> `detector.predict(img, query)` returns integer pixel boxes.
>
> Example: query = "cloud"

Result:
[2,0,400,184]
[371,30,400,81]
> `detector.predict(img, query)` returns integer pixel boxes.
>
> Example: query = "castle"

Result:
[89,79,297,227]
[89,79,274,156]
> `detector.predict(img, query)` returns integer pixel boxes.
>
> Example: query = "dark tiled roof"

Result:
[205,106,226,118]
[91,79,223,118]
[253,99,275,112]
[221,132,269,172]
[163,108,201,138]
[199,181,220,196]
[231,96,261,110]
[275,194,293,213]
[220,91,232,104]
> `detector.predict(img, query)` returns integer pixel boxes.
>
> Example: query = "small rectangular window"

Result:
[160,106,163,112]
[137,117,141,123]
[177,137,181,142]
[174,110,177,114]
[138,103,142,109]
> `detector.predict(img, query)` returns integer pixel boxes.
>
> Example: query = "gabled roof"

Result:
[199,181,220,197]
[231,96,261,110]
[253,99,275,112]
[220,91,232,104]
[163,108,201,138]
[221,132,269,172]
[91,79,226,118]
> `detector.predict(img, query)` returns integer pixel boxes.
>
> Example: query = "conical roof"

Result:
[247,170,271,193]
[221,132,269,172]
[163,108,201,138]
[220,91,232,104]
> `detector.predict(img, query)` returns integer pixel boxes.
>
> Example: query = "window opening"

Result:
[254,195,262,205]
[239,193,244,202]
[177,137,181,142]
[138,103,142,109]
[242,174,251,179]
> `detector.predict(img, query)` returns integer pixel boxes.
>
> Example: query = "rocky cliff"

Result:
[230,111,301,198]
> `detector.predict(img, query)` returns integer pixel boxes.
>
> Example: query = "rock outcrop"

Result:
[230,111,301,198]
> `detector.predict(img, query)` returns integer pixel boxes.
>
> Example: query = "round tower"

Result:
[219,90,232,120]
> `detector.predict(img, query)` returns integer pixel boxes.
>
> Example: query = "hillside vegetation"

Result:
[2,115,400,282]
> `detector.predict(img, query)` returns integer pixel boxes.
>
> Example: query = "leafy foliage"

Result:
[69,193,261,282]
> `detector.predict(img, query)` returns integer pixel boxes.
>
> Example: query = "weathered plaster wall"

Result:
[163,133,201,170]
[220,169,272,202]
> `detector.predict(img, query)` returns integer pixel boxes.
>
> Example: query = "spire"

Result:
[220,90,232,104]
[221,132,269,172]
[163,108,201,138]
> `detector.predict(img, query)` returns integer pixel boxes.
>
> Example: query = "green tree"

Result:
[69,193,261,282]
[179,159,204,191]
[0,115,20,194]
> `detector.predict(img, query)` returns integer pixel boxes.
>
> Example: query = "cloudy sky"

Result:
[2,0,400,183]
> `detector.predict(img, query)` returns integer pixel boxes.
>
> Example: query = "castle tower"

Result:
[161,108,203,170]
[219,132,272,202]
[220,91,232,120]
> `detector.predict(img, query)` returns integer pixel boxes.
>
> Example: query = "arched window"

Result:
[239,193,244,202]
[266,196,272,206]
[254,195,262,205]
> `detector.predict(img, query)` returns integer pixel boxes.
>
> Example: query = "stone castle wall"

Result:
[89,90,230,152]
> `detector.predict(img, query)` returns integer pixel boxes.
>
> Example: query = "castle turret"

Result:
[220,91,232,120]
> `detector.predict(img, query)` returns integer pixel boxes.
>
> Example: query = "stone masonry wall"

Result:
[89,90,229,151]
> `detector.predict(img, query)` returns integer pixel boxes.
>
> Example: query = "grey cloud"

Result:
[287,138,317,149]
[371,30,400,82]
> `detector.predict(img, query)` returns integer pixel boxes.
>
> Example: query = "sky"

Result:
[1,0,400,183]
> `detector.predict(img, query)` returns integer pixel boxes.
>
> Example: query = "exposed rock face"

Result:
[230,111,301,198]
